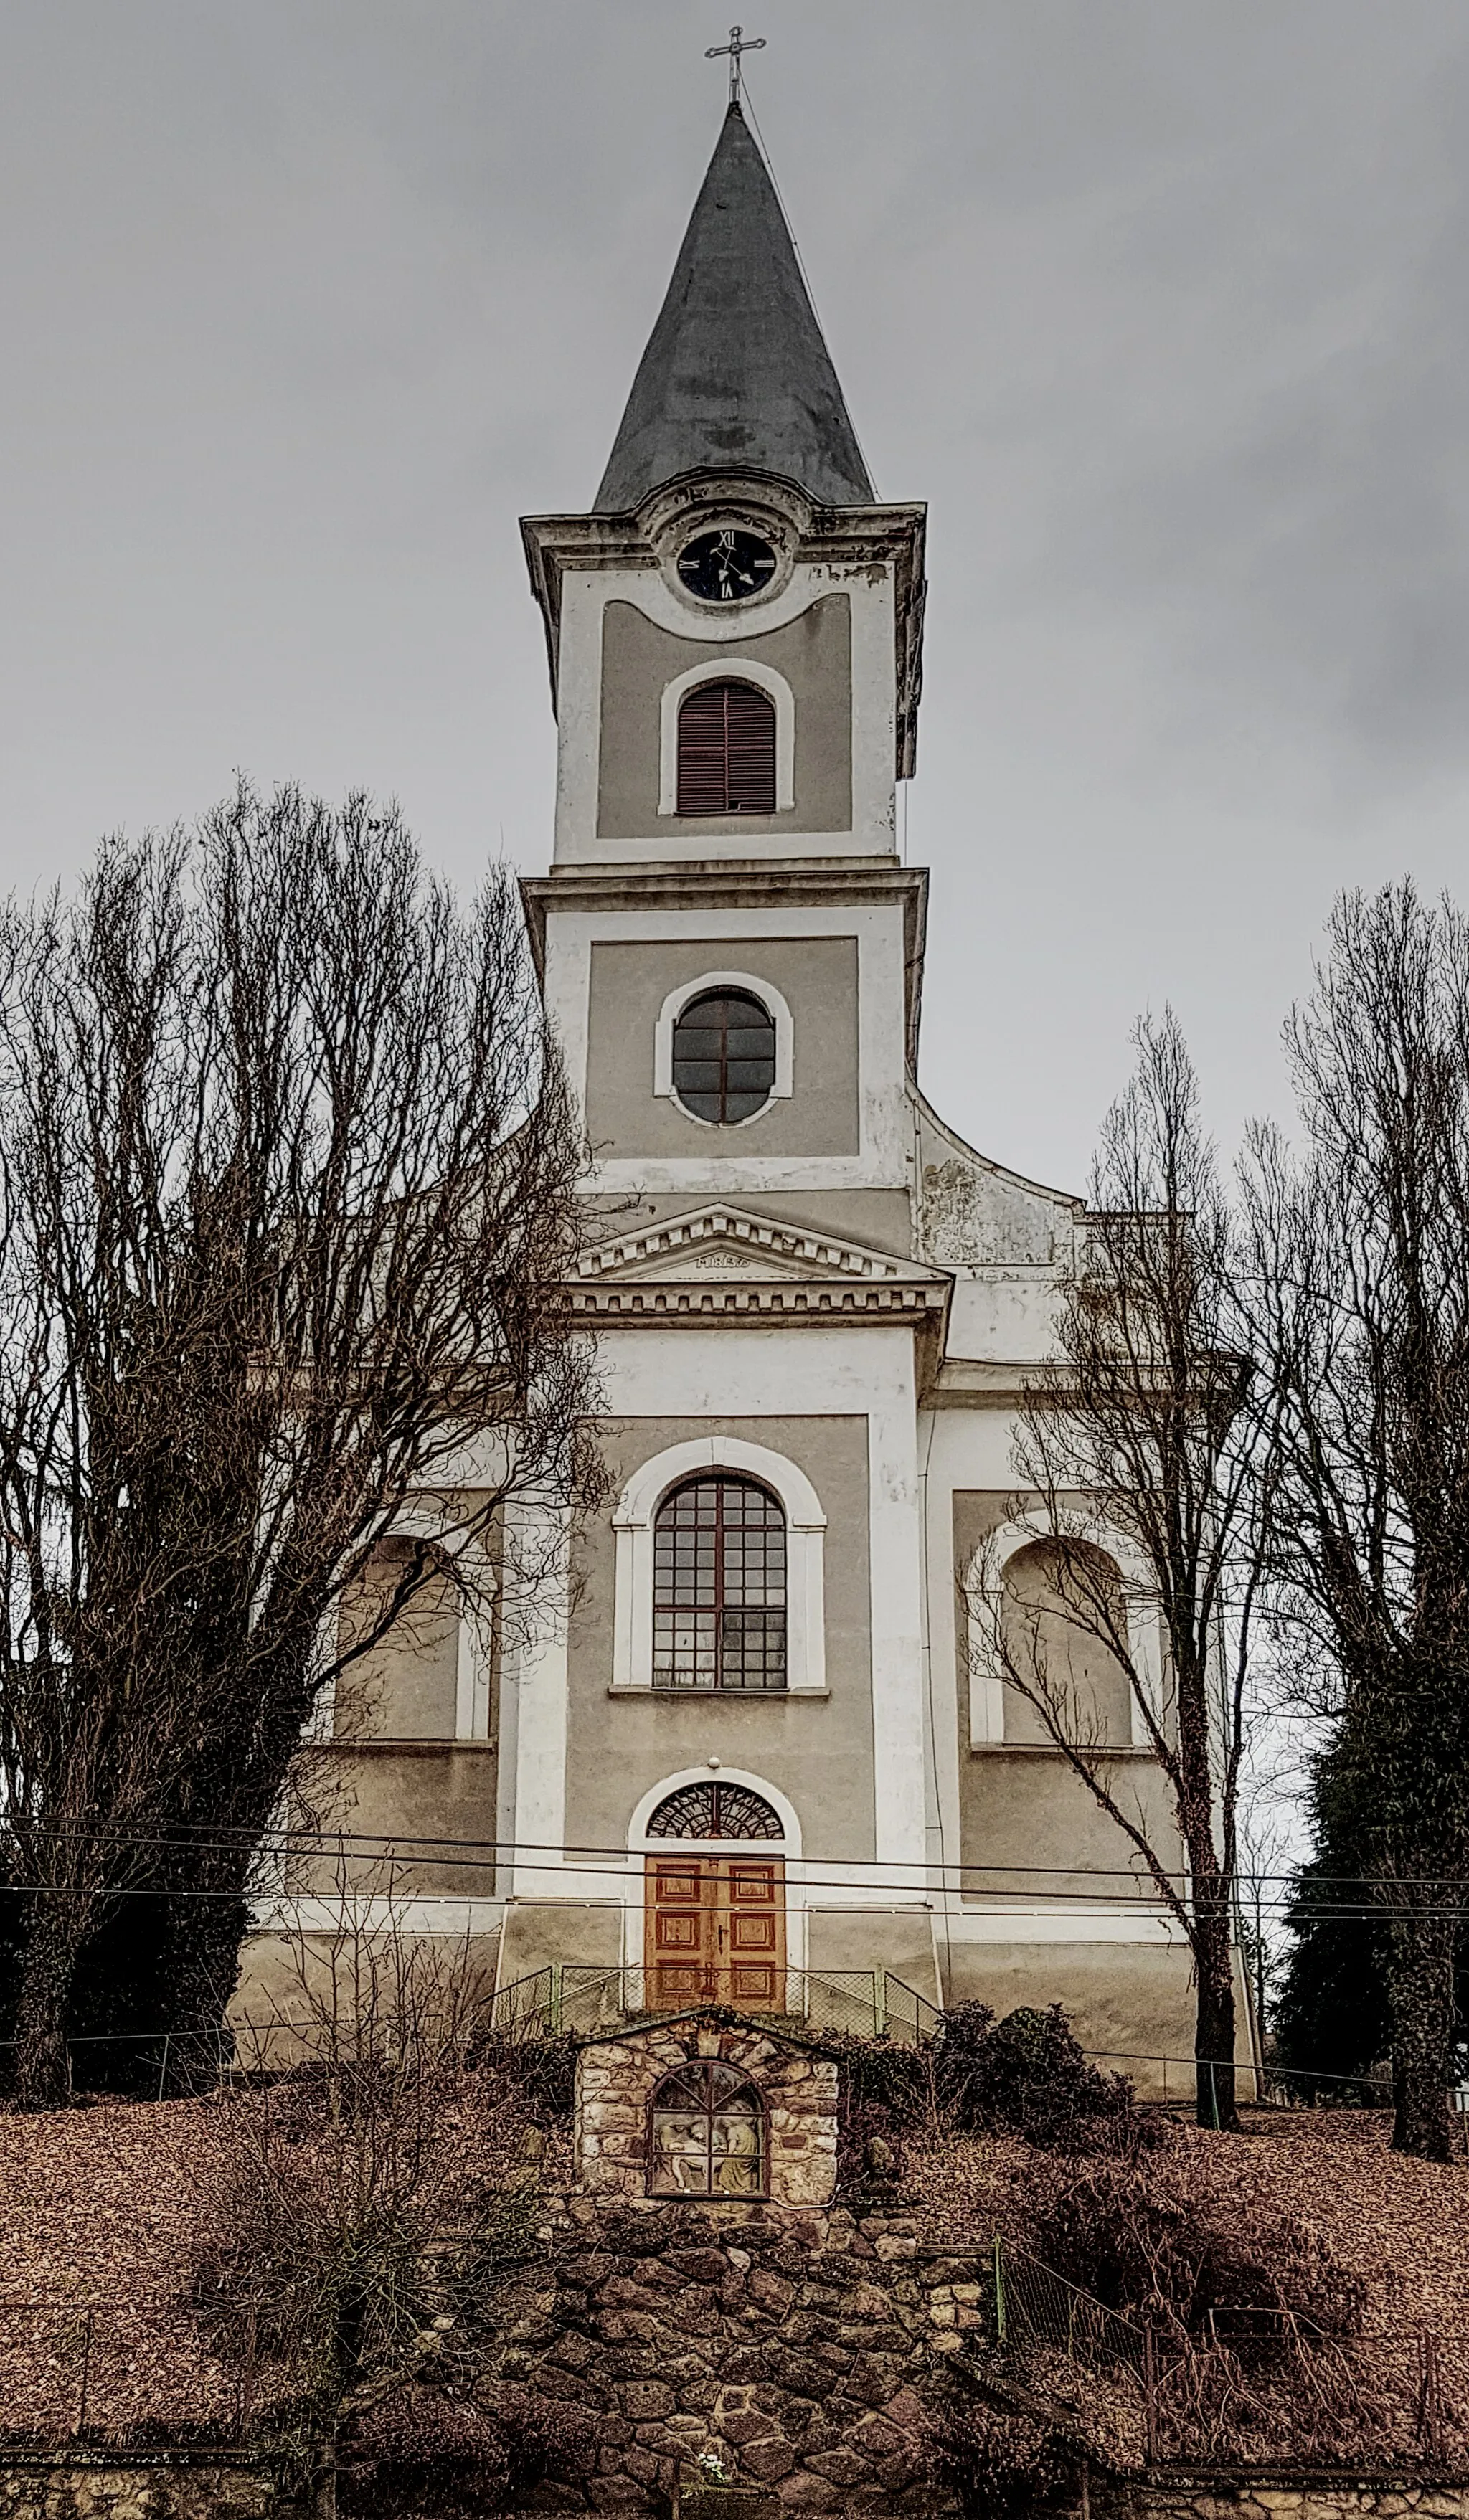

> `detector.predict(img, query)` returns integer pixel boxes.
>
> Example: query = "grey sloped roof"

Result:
[595,104,874,512]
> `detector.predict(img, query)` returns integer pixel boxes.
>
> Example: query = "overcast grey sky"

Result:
[3,1,1467,1191]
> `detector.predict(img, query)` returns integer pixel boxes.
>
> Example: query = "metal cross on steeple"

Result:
[705,24,766,106]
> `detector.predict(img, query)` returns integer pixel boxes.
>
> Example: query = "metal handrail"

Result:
[488,1963,941,2044]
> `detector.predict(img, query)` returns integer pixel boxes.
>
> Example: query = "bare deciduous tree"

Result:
[972,1013,1272,2130]
[200,1887,574,2512]
[0,783,601,2107]
[1244,882,1469,2161]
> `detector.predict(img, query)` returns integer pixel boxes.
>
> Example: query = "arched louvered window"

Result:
[676,679,778,815]
[653,1476,787,1692]
[671,989,776,1124]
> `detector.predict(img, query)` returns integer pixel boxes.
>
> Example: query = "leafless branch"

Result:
[0,782,603,2105]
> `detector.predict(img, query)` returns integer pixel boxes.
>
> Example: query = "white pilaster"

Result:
[866,1346,927,1880]
[504,1500,570,1901]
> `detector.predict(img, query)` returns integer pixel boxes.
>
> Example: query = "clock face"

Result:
[677,527,778,604]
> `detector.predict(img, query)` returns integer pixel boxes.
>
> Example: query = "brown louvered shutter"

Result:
[676,681,778,815]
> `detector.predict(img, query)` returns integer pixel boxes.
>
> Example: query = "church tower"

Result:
[220,91,1216,2084]
[491,100,1204,2067]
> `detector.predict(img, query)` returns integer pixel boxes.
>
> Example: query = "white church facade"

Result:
[247,101,1203,2075]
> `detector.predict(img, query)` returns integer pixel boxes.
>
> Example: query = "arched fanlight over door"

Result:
[647,1781,784,1840]
[676,678,777,815]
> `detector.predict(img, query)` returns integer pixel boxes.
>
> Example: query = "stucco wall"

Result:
[940,1939,1199,2082]
[999,1540,1135,1748]
[597,595,852,840]
[334,1547,461,1740]
[917,1105,1076,1269]
[565,1413,874,1862]
[960,1748,1184,1895]
[291,1744,500,1897]
[950,1490,1185,1890]
[231,1923,504,2063]
[583,937,860,1162]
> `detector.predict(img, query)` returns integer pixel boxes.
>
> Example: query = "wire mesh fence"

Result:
[0,2301,258,2445]
[994,2234,1146,2376]
[0,2002,1451,2118]
[1075,2046,1399,2113]
[984,2237,1457,2471]
[0,1966,939,2101]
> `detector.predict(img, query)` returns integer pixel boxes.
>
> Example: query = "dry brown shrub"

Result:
[336,2382,596,2519]
[922,2390,1074,2520]
[193,1910,569,2444]
[1026,2146,1374,2458]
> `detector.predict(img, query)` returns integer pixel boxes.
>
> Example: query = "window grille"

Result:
[671,988,776,1124]
[648,2062,765,2198]
[653,1477,787,1692]
[647,1782,783,1840]
[676,679,778,815]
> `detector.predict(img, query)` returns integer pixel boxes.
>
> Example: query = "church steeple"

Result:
[594,103,874,513]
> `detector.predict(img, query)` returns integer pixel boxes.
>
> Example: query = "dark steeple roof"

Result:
[595,104,874,512]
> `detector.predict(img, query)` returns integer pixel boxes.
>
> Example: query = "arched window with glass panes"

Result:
[676,678,777,815]
[648,2062,766,2198]
[652,1476,787,1692]
[671,989,776,1123]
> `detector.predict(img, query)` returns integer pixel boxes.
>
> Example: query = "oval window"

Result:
[671,989,776,1125]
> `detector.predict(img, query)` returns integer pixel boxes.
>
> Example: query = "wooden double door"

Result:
[644,1854,786,2013]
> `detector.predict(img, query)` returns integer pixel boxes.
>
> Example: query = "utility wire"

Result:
[1,1812,1466,1894]
[0,1853,1466,1919]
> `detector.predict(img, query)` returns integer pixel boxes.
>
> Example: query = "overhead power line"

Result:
[1,1811,1466,1893]
[1,1826,1468,1919]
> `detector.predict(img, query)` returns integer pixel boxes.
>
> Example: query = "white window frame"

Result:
[611,1436,826,1695]
[658,658,796,816]
[653,970,794,1126]
[965,1515,1161,1750]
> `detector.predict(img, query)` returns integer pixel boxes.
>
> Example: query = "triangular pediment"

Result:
[575,1205,947,1294]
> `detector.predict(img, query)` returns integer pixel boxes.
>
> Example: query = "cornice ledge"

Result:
[569,1282,948,1323]
[928,1358,1071,1407]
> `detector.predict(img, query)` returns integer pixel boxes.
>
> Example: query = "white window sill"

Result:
[327,1736,499,1754]
[608,1687,829,1701]
[967,1741,1154,1760]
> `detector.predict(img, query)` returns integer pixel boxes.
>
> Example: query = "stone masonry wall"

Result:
[574,2020,839,2209]
[0,2455,300,2520]
[492,2194,981,2514]
[7,2283,1469,2520]
[1097,2478,1469,2520]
